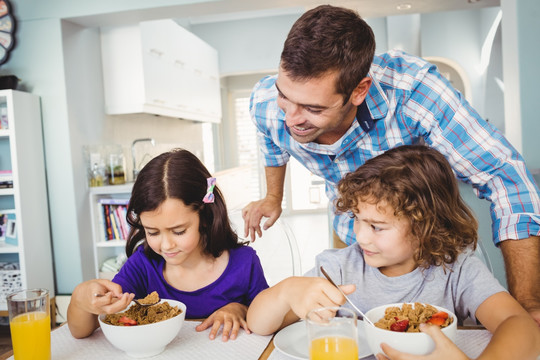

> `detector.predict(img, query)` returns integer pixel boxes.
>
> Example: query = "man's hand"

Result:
[242,195,282,241]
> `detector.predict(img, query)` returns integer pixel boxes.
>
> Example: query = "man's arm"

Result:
[242,165,286,241]
[406,60,540,323]
[500,236,540,326]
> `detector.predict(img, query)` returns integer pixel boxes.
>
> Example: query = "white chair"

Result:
[228,209,302,286]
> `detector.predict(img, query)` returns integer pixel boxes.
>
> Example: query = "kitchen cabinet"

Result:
[0,90,55,313]
[100,19,222,123]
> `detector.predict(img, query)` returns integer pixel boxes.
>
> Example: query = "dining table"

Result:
[0,320,499,360]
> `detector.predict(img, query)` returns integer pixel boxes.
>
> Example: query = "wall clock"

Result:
[0,0,15,65]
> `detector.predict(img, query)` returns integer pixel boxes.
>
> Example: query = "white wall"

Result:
[191,14,299,76]
[1,17,87,293]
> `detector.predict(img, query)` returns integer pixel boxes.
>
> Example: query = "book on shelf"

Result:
[102,205,113,240]
[109,209,121,240]
[99,201,131,242]
[115,205,129,239]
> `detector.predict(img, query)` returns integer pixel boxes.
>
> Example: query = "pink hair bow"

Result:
[202,177,216,203]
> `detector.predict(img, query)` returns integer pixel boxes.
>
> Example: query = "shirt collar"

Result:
[364,71,389,121]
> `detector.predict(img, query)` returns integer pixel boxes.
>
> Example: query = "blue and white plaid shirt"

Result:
[250,50,540,246]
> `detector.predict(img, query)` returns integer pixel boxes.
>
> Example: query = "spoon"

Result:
[94,293,160,307]
[319,266,374,326]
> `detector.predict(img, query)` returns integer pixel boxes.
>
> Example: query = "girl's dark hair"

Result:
[336,145,478,270]
[280,5,375,104]
[125,148,241,259]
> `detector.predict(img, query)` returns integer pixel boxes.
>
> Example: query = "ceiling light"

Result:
[396,3,412,10]
[468,0,481,3]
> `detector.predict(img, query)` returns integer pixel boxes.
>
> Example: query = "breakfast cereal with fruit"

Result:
[103,292,182,326]
[374,302,453,332]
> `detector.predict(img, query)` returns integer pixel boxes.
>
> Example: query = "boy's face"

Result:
[352,201,417,277]
[275,67,358,145]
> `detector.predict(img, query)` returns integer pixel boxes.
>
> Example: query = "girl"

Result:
[68,149,268,341]
[247,145,540,359]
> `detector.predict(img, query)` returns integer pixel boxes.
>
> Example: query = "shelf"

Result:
[0,241,18,253]
[0,188,14,196]
[89,183,133,195]
[0,90,55,301]
[96,240,126,248]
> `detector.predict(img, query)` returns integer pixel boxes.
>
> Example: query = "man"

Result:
[242,5,540,325]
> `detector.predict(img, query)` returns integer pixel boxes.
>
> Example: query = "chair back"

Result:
[228,210,302,286]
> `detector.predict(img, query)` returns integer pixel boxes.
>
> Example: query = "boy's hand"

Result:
[195,302,250,341]
[282,277,356,319]
[376,323,469,360]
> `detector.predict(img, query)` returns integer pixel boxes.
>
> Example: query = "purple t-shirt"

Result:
[112,245,269,319]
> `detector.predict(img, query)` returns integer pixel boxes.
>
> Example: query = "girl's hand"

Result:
[72,279,134,315]
[195,303,249,341]
[376,323,469,360]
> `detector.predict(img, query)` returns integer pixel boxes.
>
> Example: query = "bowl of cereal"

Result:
[363,302,457,356]
[98,295,186,358]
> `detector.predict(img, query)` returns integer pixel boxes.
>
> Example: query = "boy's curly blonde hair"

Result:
[336,145,478,270]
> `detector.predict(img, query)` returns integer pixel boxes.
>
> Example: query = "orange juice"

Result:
[310,336,358,360]
[10,311,51,360]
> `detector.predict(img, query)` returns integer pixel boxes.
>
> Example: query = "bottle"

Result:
[108,152,125,185]
[90,163,104,187]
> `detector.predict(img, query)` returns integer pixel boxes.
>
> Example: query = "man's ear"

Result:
[350,77,372,106]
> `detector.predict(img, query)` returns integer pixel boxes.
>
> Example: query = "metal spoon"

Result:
[94,293,160,307]
[319,266,374,326]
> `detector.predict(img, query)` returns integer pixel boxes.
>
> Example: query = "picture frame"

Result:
[0,209,16,245]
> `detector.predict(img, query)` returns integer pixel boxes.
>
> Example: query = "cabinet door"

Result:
[102,19,222,122]
[167,21,222,122]
[140,22,173,108]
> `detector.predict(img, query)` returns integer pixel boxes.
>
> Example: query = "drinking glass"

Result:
[307,306,358,360]
[7,288,51,360]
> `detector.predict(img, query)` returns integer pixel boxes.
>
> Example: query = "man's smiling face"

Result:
[275,67,357,145]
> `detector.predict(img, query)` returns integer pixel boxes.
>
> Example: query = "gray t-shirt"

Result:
[304,244,506,324]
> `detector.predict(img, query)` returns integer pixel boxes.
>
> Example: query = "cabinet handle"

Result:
[149,48,163,57]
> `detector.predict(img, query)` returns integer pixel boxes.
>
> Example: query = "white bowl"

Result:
[98,299,186,358]
[363,303,457,356]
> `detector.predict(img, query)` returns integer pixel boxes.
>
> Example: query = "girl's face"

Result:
[140,198,202,266]
[352,201,417,277]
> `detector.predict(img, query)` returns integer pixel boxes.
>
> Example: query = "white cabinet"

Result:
[100,19,222,123]
[0,90,55,312]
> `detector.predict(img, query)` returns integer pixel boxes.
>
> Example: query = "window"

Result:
[233,95,261,203]
[230,90,327,214]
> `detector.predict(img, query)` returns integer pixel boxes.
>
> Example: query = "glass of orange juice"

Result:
[307,306,358,360]
[7,288,51,360]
